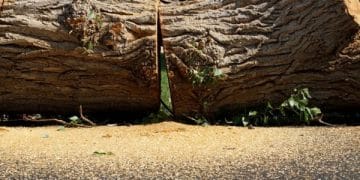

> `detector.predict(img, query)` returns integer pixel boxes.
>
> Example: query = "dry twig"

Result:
[316,114,337,127]
[22,114,90,128]
[79,105,96,126]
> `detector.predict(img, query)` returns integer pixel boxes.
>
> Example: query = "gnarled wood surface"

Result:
[0,0,158,114]
[160,0,360,118]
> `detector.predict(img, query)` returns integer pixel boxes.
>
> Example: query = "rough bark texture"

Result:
[160,0,360,118]
[0,0,159,114]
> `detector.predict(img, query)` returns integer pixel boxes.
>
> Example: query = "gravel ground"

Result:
[0,122,359,179]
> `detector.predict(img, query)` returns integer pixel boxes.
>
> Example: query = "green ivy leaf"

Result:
[213,68,223,77]
[310,107,322,116]
[298,99,309,106]
[288,97,296,108]
[69,116,79,121]
[302,88,312,99]
[241,116,249,126]
[249,111,258,117]
[305,107,314,120]
[69,116,81,124]
[303,112,310,124]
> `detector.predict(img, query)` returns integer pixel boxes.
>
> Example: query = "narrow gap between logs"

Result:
[157,7,174,117]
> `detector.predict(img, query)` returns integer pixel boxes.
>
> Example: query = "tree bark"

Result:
[0,0,159,115]
[160,0,360,118]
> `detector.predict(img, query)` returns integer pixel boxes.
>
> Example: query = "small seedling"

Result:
[69,116,82,125]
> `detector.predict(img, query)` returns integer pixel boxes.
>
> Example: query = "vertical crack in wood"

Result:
[158,0,174,114]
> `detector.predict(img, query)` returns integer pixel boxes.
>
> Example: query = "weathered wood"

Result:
[0,0,159,114]
[160,0,360,118]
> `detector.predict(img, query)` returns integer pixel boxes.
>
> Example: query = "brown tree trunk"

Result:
[160,0,360,118]
[0,0,159,115]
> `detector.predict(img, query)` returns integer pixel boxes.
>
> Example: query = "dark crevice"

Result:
[157,9,174,116]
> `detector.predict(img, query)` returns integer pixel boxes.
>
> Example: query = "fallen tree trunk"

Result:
[160,0,360,118]
[0,0,159,115]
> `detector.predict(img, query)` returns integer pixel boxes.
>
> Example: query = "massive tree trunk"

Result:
[160,0,360,118]
[0,0,159,115]
[1,0,360,118]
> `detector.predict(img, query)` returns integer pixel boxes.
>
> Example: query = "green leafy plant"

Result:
[69,116,82,125]
[279,88,321,124]
[226,88,322,126]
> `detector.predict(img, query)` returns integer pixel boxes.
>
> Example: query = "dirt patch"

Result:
[0,122,359,178]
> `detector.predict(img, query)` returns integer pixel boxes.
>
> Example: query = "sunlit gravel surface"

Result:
[0,122,359,179]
